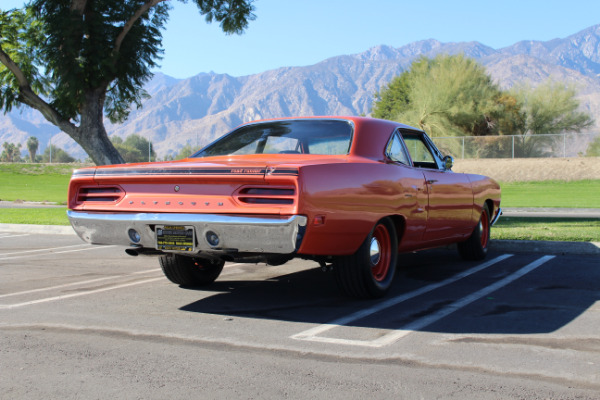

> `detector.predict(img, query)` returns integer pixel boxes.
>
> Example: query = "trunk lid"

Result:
[68,158,304,215]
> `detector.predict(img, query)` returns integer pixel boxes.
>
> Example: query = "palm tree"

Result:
[26,136,39,162]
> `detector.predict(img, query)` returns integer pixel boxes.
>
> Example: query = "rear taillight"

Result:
[235,187,295,205]
[77,186,124,203]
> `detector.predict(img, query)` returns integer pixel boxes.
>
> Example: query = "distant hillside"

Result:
[2,25,599,160]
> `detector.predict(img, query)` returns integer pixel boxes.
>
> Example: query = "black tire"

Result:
[333,218,398,299]
[159,254,224,287]
[458,205,491,261]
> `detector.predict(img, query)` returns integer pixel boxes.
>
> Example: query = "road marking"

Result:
[369,255,556,346]
[292,254,513,342]
[293,255,556,347]
[0,277,165,310]
[0,244,91,257]
[0,262,244,307]
[0,262,244,299]
[0,268,162,299]
[0,245,116,261]
[0,234,30,239]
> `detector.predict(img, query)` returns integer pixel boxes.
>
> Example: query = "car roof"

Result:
[238,116,421,160]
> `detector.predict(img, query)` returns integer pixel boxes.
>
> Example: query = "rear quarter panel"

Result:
[296,161,427,255]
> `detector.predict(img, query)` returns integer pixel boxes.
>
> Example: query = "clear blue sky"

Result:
[3,0,600,78]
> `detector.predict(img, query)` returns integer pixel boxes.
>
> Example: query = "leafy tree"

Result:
[26,135,38,162]
[41,144,76,163]
[510,81,593,136]
[586,135,600,157]
[0,1,255,165]
[373,55,506,139]
[111,134,156,163]
[372,72,411,120]
[0,141,22,162]
[161,143,195,160]
[507,81,594,156]
[175,143,195,159]
[373,55,594,158]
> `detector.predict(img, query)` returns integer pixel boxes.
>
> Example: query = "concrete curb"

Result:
[0,224,75,235]
[502,208,600,219]
[490,240,600,255]
[1,224,599,256]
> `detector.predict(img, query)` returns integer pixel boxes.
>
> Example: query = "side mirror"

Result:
[443,155,454,171]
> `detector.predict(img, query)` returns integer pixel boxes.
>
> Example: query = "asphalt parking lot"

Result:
[1,230,599,399]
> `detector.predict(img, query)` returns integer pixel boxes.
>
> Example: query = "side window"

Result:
[385,132,411,165]
[401,133,439,169]
[263,136,300,153]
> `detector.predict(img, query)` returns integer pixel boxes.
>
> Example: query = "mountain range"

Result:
[2,24,600,160]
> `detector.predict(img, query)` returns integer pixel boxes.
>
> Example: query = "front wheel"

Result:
[333,218,398,299]
[457,205,491,261]
[159,254,224,287]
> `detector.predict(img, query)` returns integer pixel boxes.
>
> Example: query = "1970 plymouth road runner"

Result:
[68,116,501,298]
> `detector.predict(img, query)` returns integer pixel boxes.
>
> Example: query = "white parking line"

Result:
[0,277,165,310]
[0,268,162,299]
[293,255,556,347]
[367,255,556,347]
[0,234,30,239]
[0,245,116,261]
[292,254,518,346]
[0,262,244,308]
[0,244,91,257]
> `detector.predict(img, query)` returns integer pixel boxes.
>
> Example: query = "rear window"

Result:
[194,119,354,157]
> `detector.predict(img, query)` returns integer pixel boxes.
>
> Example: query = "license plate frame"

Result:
[155,225,196,252]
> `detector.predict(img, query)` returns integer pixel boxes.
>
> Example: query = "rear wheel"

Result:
[159,254,224,287]
[457,205,491,261]
[333,218,398,299]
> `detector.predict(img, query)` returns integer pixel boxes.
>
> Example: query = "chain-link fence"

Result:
[432,132,600,159]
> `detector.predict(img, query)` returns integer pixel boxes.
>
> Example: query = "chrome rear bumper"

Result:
[68,211,307,254]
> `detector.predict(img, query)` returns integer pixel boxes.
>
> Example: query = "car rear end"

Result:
[67,160,307,256]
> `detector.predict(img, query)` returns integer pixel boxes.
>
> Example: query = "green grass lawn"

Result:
[493,217,600,242]
[2,163,598,208]
[0,163,80,204]
[499,180,600,208]
[0,207,69,225]
[1,163,599,243]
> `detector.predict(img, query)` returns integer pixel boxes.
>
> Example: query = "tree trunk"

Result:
[73,124,125,166]
[65,89,125,166]
[14,80,125,165]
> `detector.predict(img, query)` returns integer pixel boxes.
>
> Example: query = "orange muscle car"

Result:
[68,116,501,298]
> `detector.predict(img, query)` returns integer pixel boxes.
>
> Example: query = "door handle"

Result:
[426,179,438,184]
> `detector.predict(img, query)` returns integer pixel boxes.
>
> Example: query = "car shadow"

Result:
[179,249,600,335]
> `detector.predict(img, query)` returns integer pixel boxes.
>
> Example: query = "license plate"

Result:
[156,225,195,251]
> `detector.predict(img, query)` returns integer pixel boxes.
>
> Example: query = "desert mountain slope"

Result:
[2,25,599,159]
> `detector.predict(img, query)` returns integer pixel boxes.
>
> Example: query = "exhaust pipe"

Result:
[125,247,163,257]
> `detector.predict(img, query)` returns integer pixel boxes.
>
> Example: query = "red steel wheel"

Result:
[458,205,491,261]
[370,223,393,282]
[479,207,490,249]
[334,217,398,298]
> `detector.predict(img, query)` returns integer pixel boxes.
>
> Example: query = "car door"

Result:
[401,131,474,243]
[385,130,428,249]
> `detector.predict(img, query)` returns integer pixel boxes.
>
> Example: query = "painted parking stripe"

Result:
[291,254,512,343]
[0,277,165,310]
[292,254,513,341]
[367,255,556,347]
[0,244,90,257]
[0,234,30,239]
[0,245,116,261]
[292,255,554,347]
[0,262,244,307]
[0,268,163,299]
